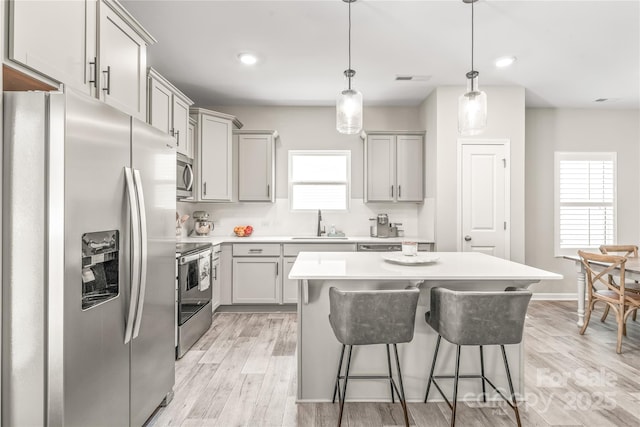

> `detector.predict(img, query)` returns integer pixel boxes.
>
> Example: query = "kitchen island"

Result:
[289,251,562,402]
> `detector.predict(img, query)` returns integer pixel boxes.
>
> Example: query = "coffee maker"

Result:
[369,214,400,238]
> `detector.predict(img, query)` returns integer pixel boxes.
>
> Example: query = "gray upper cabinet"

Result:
[364,131,425,203]
[235,130,277,202]
[191,108,243,202]
[8,0,97,95]
[7,0,154,120]
[147,68,193,157]
[99,0,155,120]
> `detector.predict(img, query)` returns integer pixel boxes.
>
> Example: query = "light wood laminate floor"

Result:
[146,302,640,426]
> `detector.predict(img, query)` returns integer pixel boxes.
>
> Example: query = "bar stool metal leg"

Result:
[479,345,487,403]
[337,345,353,427]
[501,345,522,427]
[451,345,461,427]
[386,344,396,403]
[393,344,409,427]
[424,334,442,403]
[332,344,346,404]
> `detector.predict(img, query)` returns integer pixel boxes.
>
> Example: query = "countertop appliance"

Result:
[192,210,214,236]
[177,152,194,200]
[369,213,401,238]
[3,89,176,426]
[176,243,213,358]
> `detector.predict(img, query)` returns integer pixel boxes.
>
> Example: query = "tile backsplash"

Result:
[177,199,429,238]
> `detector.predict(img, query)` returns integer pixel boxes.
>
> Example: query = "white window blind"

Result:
[554,152,616,255]
[289,150,350,211]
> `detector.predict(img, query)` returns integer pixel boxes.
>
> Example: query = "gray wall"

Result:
[419,86,526,262]
[525,108,640,294]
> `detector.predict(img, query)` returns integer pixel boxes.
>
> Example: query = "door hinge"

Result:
[502,158,506,168]
[504,221,507,230]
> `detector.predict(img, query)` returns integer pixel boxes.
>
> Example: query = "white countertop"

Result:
[288,251,563,281]
[177,235,433,245]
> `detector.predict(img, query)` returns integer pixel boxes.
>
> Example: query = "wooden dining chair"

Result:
[599,245,639,322]
[579,250,640,353]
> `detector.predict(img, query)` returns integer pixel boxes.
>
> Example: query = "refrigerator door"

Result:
[130,118,176,426]
[63,88,132,427]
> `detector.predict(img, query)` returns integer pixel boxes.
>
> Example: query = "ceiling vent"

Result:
[395,75,431,82]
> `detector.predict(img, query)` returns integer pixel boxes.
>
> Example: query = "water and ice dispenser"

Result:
[81,230,119,310]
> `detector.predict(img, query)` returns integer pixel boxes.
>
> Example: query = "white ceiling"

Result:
[122,0,640,109]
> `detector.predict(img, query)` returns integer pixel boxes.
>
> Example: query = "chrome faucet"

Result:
[317,210,325,237]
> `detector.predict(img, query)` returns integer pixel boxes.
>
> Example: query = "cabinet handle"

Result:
[267,184,270,197]
[213,266,217,280]
[102,66,111,95]
[175,130,180,146]
[398,185,402,198]
[248,249,263,253]
[89,57,98,88]
[170,128,175,137]
[276,263,279,277]
[391,185,394,198]
[204,182,207,196]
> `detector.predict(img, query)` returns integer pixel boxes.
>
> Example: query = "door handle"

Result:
[132,169,148,339]
[124,167,141,344]
[464,235,472,241]
[89,57,98,88]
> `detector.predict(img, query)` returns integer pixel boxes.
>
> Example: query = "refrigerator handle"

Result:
[124,167,141,344]
[132,169,148,339]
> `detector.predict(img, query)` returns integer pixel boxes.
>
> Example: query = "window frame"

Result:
[554,151,617,256]
[288,150,351,212]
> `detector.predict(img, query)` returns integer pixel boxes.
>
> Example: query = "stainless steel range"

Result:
[176,243,213,358]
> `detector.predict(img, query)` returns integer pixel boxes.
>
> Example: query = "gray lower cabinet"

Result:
[282,258,298,304]
[232,257,281,303]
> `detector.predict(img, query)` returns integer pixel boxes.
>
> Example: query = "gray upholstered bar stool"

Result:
[423,287,532,427]
[329,286,420,427]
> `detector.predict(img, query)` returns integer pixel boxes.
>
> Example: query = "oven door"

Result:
[178,249,212,325]
[176,154,194,199]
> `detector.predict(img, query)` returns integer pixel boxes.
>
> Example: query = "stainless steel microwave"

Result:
[177,153,194,199]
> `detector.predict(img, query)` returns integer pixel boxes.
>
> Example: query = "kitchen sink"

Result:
[291,236,349,240]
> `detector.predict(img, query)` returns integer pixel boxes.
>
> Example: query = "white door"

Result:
[396,135,424,202]
[460,143,510,258]
[366,135,395,201]
[238,134,273,202]
[199,114,232,201]
[172,96,190,156]
[148,78,172,134]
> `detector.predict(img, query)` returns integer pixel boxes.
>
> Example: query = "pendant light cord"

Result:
[471,0,474,72]
[348,0,352,90]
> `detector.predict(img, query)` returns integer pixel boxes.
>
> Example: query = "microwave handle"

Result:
[184,164,194,192]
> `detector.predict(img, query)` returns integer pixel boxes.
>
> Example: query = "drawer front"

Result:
[232,243,281,257]
[282,243,357,257]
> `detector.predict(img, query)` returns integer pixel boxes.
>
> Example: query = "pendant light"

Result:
[336,0,363,135]
[458,0,487,136]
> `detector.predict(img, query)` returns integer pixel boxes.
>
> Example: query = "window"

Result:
[289,150,350,211]
[554,152,617,255]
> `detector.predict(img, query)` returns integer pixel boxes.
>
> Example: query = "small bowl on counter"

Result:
[233,225,253,237]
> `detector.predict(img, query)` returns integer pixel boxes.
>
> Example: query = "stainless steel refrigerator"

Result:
[2,88,176,426]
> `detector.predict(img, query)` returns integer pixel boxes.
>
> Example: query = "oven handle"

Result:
[124,167,141,344]
[132,169,148,340]
[180,249,212,265]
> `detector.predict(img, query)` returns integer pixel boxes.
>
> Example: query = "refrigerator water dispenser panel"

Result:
[82,230,120,310]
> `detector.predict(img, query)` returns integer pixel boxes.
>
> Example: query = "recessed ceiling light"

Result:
[495,56,517,68]
[238,53,258,65]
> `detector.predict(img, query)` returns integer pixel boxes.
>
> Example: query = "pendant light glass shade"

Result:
[458,72,487,135]
[337,71,363,134]
[337,0,362,135]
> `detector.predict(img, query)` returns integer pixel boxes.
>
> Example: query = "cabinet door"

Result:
[232,258,280,303]
[148,77,172,134]
[282,258,298,304]
[211,260,221,310]
[99,2,147,119]
[173,97,190,157]
[187,119,196,160]
[396,135,424,202]
[9,0,96,95]
[238,134,274,202]
[200,115,232,201]
[366,135,395,202]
